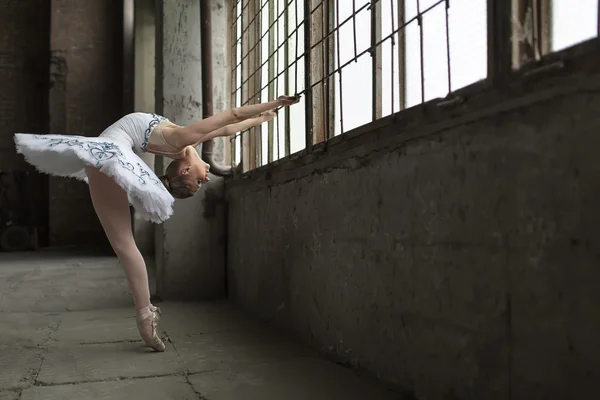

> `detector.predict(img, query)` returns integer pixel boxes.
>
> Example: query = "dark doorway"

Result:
[0,0,51,250]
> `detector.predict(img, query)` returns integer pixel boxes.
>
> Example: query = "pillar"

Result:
[154,0,227,300]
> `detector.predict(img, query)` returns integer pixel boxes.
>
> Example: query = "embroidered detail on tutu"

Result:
[43,137,123,161]
[141,113,167,152]
[118,160,164,187]
[32,135,167,190]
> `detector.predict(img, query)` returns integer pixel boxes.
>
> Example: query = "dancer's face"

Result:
[179,146,210,185]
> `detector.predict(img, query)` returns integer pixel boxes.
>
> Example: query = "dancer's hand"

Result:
[278,95,301,106]
[259,110,277,122]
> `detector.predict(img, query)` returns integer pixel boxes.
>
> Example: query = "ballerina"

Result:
[14,94,301,351]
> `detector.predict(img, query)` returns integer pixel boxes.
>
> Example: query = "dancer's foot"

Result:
[136,305,166,352]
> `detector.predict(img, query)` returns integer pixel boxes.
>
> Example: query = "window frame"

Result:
[228,0,600,175]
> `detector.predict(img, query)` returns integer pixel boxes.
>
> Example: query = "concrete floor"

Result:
[0,251,397,399]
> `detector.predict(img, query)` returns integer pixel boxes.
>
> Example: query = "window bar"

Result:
[322,0,331,140]
[398,0,406,110]
[326,0,336,139]
[284,1,291,156]
[531,0,541,61]
[352,0,358,61]
[598,0,600,36]
[237,0,271,43]
[275,0,281,159]
[390,0,396,114]
[309,1,326,143]
[241,0,250,171]
[539,0,551,55]
[233,0,295,75]
[490,0,512,77]
[416,0,425,104]
[371,0,382,121]
[319,2,327,141]
[307,1,444,97]
[241,0,373,105]
[250,0,259,170]
[335,0,345,134]
[304,0,314,149]
[255,1,263,167]
[268,0,276,163]
[444,0,451,94]
[234,0,297,98]
[510,0,524,69]
[294,0,299,95]
[230,0,240,171]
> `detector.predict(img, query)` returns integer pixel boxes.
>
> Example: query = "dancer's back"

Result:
[99,112,167,154]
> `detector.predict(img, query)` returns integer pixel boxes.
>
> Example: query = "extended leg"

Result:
[166,95,299,148]
[87,167,165,352]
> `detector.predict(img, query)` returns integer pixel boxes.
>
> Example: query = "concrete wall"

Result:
[225,46,600,399]
[133,0,157,256]
[48,0,124,246]
[154,0,227,300]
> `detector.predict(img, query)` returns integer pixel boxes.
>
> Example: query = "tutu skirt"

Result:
[14,133,174,223]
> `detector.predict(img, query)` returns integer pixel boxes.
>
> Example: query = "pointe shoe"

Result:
[136,305,166,352]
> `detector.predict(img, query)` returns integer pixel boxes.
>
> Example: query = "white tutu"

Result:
[13,113,175,223]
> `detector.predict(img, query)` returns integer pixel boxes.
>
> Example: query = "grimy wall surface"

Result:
[154,0,228,300]
[225,45,600,399]
[48,0,124,246]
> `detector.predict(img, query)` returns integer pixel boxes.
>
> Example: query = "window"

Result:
[230,0,306,171]
[512,0,599,67]
[230,0,600,172]
[551,0,598,52]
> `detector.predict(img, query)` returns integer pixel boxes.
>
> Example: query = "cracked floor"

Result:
[0,251,397,399]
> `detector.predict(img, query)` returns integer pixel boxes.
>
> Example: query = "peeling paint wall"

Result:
[154,0,227,300]
[225,58,600,399]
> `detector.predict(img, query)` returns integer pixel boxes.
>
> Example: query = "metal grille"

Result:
[230,0,306,170]
[229,0,599,172]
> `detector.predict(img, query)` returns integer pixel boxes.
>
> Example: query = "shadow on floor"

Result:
[0,250,399,399]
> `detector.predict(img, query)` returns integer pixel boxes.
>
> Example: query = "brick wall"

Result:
[1,0,124,247]
[48,0,124,246]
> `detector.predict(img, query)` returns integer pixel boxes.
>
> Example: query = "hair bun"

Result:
[159,174,171,191]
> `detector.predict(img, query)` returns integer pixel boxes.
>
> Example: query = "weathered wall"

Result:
[0,0,49,169]
[48,0,124,246]
[154,0,227,300]
[225,50,600,399]
[133,0,157,256]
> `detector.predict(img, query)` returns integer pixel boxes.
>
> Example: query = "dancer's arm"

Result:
[164,95,299,149]
[200,110,276,142]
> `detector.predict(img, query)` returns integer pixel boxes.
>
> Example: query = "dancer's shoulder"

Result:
[122,111,162,120]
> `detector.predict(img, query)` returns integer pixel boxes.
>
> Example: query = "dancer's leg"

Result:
[166,95,299,148]
[87,167,165,351]
[87,167,150,309]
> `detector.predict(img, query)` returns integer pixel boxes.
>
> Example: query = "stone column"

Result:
[133,0,157,257]
[154,0,226,300]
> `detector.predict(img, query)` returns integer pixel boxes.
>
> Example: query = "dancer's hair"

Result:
[158,159,200,199]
